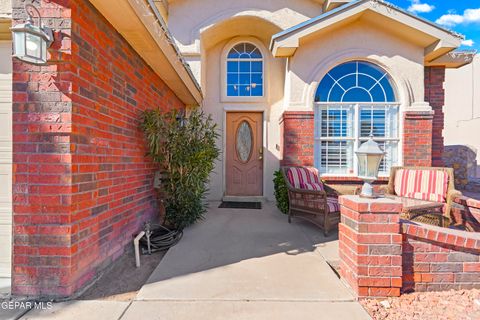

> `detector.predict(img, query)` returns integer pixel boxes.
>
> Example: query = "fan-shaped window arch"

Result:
[314,61,400,176]
[226,42,263,97]
[315,61,396,102]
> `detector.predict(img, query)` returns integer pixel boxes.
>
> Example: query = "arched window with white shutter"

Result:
[314,61,400,175]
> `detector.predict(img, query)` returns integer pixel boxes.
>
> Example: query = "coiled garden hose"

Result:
[139,223,183,254]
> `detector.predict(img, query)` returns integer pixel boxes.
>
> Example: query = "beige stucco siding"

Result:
[203,36,286,200]
[166,0,322,200]
[167,0,323,49]
[165,1,439,200]
[0,0,10,18]
[444,55,480,166]
[286,20,426,110]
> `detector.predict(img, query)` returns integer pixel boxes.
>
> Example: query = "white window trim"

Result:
[314,102,401,178]
[220,37,268,103]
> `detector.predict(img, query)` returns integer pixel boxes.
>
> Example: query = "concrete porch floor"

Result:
[20,202,371,320]
[127,202,370,319]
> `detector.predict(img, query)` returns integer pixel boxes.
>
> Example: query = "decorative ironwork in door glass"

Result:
[236,121,253,162]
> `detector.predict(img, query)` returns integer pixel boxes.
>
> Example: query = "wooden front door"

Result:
[226,112,263,196]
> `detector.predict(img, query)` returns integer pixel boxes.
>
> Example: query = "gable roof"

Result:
[270,0,464,65]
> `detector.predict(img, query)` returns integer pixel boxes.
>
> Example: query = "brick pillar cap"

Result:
[339,195,403,213]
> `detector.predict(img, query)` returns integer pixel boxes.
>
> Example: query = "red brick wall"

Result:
[281,68,447,171]
[425,67,446,167]
[402,222,480,292]
[279,112,314,166]
[12,0,184,298]
[402,111,434,167]
[280,109,436,171]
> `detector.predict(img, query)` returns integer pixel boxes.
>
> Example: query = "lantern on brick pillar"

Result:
[356,134,385,198]
[11,4,54,65]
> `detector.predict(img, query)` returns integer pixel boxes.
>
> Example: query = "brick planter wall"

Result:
[402,221,480,292]
[12,0,184,298]
[338,195,480,299]
[452,196,480,232]
[338,196,403,298]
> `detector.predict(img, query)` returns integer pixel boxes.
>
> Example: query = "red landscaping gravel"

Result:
[361,289,480,320]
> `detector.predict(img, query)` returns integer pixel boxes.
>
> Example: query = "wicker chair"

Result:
[381,166,462,227]
[281,166,340,236]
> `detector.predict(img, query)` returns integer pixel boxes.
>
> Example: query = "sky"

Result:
[387,0,480,51]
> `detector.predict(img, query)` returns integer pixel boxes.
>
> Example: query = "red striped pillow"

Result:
[286,167,321,188]
[394,169,449,202]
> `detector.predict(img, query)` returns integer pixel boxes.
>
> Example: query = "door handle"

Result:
[259,147,263,160]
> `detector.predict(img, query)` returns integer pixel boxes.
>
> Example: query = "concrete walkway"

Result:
[17,202,371,320]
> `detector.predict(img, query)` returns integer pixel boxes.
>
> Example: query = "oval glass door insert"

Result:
[236,121,253,163]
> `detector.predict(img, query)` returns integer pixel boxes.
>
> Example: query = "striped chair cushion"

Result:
[405,192,444,203]
[286,167,323,190]
[299,182,324,191]
[394,169,449,203]
[290,197,339,213]
[327,197,340,213]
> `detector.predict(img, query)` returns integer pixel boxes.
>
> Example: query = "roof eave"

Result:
[88,0,202,106]
[270,0,464,60]
[426,51,477,69]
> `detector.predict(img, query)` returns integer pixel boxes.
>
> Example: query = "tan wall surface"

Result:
[166,1,434,199]
[0,0,10,18]
[166,1,321,200]
[287,20,426,111]
[444,55,480,172]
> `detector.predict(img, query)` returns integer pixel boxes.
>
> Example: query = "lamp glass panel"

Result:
[357,153,367,177]
[367,154,382,178]
[14,31,26,56]
[26,33,41,58]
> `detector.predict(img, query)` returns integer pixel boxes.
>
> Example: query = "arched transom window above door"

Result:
[226,43,263,97]
[314,61,400,176]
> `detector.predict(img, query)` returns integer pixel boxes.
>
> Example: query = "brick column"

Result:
[403,111,434,167]
[338,195,403,298]
[279,111,314,166]
[425,66,446,167]
[12,0,75,298]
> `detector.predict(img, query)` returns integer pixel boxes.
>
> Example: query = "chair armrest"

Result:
[323,184,339,198]
[447,189,462,203]
[378,185,391,195]
[287,185,327,198]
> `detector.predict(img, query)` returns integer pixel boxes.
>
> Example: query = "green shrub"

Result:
[273,170,289,214]
[141,109,220,229]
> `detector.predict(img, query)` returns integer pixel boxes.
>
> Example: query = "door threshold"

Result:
[222,196,265,203]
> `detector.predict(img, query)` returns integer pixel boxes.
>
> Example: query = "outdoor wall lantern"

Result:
[11,4,54,65]
[355,134,385,198]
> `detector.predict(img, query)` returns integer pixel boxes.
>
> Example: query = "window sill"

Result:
[221,95,267,104]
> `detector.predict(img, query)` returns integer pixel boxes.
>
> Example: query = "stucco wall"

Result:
[166,0,323,200]
[203,36,286,200]
[444,55,480,176]
[286,20,426,111]
[0,0,10,18]
[168,0,322,48]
